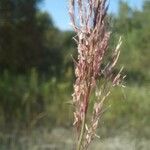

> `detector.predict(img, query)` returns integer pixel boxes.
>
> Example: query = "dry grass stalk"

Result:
[69,0,124,149]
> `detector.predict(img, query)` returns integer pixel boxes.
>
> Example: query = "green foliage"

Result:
[112,1,150,84]
[0,71,149,139]
[102,86,150,138]
[0,70,72,131]
[0,0,43,71]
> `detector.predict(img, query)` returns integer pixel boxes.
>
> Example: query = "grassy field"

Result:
[0,80,149,149]
[0,128,150,150]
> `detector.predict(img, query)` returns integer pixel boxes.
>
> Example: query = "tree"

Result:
[0,0,46,72]
[113,0,150,83]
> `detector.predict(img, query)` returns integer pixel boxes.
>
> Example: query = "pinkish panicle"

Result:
[69,0,124,149]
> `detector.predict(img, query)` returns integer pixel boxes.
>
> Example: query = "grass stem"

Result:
[76,113,86,150]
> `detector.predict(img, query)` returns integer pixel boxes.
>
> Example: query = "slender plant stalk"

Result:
[77,86,90,150]
[77,113,86,150]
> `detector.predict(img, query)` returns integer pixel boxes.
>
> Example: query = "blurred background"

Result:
[0,0,149,149]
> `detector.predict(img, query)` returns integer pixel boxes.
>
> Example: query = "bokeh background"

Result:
[0,0,149,149]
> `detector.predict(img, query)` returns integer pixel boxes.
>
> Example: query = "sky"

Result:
[39,0,143,30]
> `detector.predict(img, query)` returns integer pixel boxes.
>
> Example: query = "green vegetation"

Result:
[0,0,149,148]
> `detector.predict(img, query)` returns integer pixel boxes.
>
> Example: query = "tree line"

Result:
[0,0,149,82]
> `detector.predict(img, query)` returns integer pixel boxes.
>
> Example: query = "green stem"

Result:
[76,113,86,150]
[76,86,91,150]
